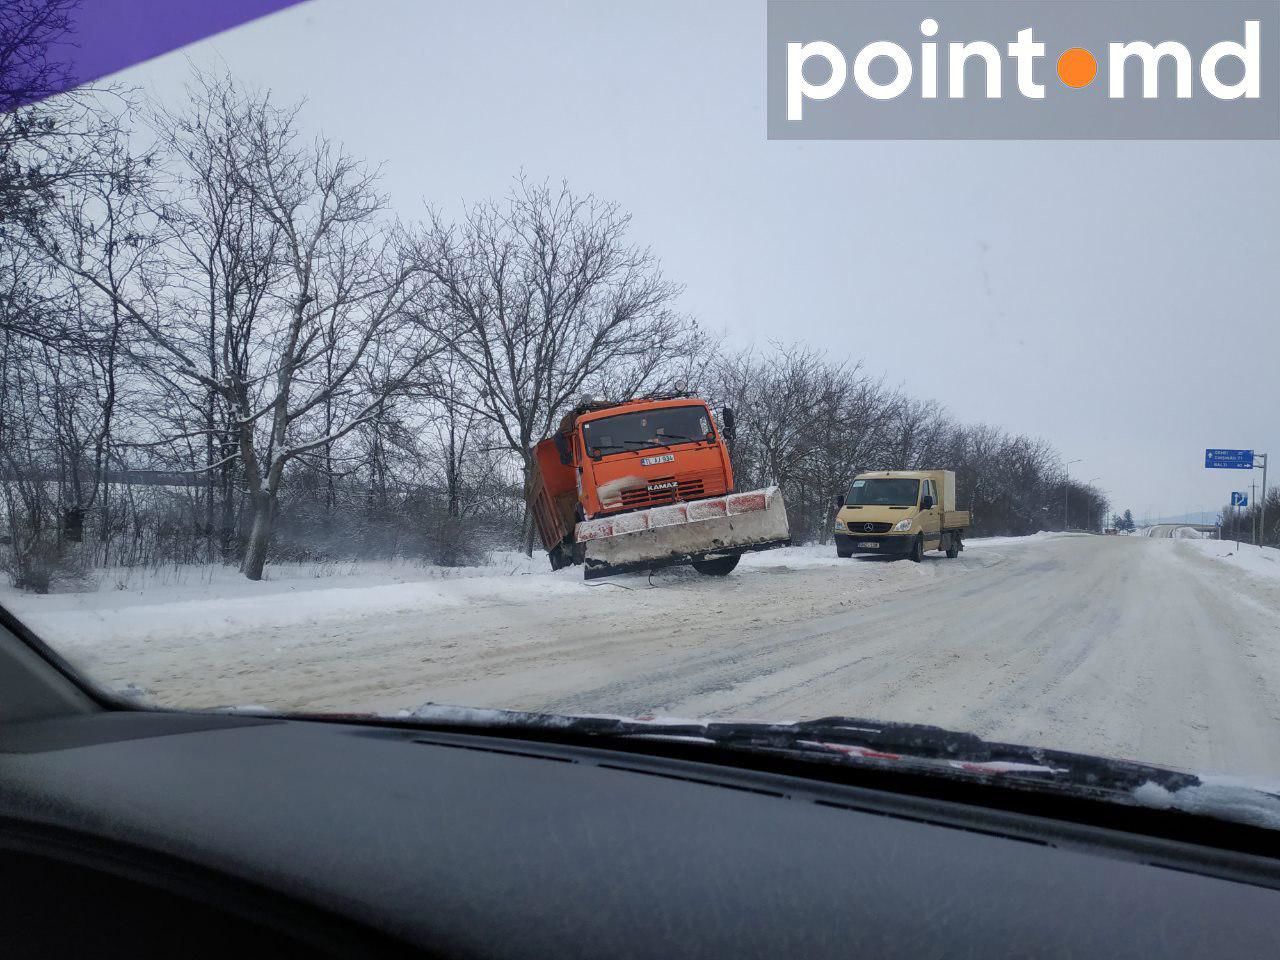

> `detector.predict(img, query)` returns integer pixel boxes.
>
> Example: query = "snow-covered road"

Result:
[10,534,1280,776]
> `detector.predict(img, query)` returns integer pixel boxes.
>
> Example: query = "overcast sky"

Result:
[108,0,1279,522]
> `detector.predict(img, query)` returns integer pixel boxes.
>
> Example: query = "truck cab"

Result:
[833,470,970,562]
[529,394,790,578]
[574,398,734,518]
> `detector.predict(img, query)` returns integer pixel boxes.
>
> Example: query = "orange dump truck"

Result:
[529,395,790,579]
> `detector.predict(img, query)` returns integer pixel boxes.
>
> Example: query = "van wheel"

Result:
[692,555,741,576]
[908,535,924,563]
[946,534,960,559]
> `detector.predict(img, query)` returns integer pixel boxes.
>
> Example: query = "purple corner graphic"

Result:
[3,0,310,112]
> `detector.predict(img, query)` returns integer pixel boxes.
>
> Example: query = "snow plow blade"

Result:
[575,486,791,579]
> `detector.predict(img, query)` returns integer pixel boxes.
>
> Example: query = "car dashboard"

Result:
[2,708,1280,958]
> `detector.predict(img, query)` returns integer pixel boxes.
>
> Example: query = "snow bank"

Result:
[738,544,847,570]
[738,533,1060,565]
[1176,538,1280,583]
[963,531,1064,549]
[0,533,1050,660]
[0,552,583,648]
[0,540,922,652]
[737,533,1056,567]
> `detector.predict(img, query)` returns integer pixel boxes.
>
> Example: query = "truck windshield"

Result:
[581,405,713,457]
[846,478,920,507]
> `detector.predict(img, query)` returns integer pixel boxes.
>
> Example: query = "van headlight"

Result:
[834,519,846,531]
[893,518,914,532]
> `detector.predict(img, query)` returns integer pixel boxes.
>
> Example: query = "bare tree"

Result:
[189,81,439,579]
[711,345,904,543]
[36,77,439,579]
[419,178,696,552]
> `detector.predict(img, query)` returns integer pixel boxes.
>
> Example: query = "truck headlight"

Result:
[834,520,846,531]
[893,518,913,532]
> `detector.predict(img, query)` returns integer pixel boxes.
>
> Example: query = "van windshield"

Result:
[581,406,713,456]
[846,478,921,507]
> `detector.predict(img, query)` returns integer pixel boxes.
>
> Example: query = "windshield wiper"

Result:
[592,439,655,454]
[394,706,1206,798]
[654,433,699,444]
[597,435,700,453]
[305,704,1280,832]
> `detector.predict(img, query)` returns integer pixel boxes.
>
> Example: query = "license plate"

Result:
[857,541,879,549]
[641,453,675,466]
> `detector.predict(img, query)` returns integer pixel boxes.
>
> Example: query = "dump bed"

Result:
[529,437,577,554]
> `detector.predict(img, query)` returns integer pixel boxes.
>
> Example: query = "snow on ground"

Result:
[16,530,1280,780]
[1175,538,1280,582]
[960,530,1063,549]
[1,553,582,651]
[4,537,981,722]
[0,535,1061,652]
[0,536,1038,703]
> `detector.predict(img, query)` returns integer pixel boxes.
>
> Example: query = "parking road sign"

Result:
[1206,448,1254,469]
[1232,492,1248,507]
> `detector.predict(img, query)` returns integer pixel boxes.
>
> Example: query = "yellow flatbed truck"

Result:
[833,470,970,562]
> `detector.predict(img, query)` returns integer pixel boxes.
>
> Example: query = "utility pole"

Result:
[1252,480,1258,546]
[1064,459,1081,530]
[1257,452,1269,549]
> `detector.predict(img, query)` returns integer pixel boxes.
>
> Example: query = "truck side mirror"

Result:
[553,431,572,466]
[921,495,934,510]
[835,494,845,509]
[722,407,736,445]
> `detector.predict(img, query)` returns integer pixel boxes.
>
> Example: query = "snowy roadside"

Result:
[0,534,1058,652]
[1175,538,1280,583]
[959,530,1065,549]
[1167,538,1280,623]
[0,553,580,651]
[0,545,827,650]
[0,533,1063,716]
[8,532,1280,778]
[0,536,1010,708]
[3,538,971,709]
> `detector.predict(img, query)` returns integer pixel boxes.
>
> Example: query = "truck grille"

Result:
[847,521,894,534]
[620,476,706,509]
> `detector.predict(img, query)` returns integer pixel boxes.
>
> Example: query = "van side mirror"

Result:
[920,495,934,510]
[835,494,845,509]
[722,407,736,445]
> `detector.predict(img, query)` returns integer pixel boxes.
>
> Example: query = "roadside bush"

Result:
[1,536,94,594]
[268,482,506,568]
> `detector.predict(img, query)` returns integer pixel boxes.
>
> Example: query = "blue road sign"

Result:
[1206,448,1254,469]
[1232,492,1248,507]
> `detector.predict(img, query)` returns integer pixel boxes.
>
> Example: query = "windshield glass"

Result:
[846,479,920,507]
[1,0,1278,826]
[581,406,713,456]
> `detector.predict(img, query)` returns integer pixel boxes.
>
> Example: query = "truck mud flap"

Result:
[576,487,791,580]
